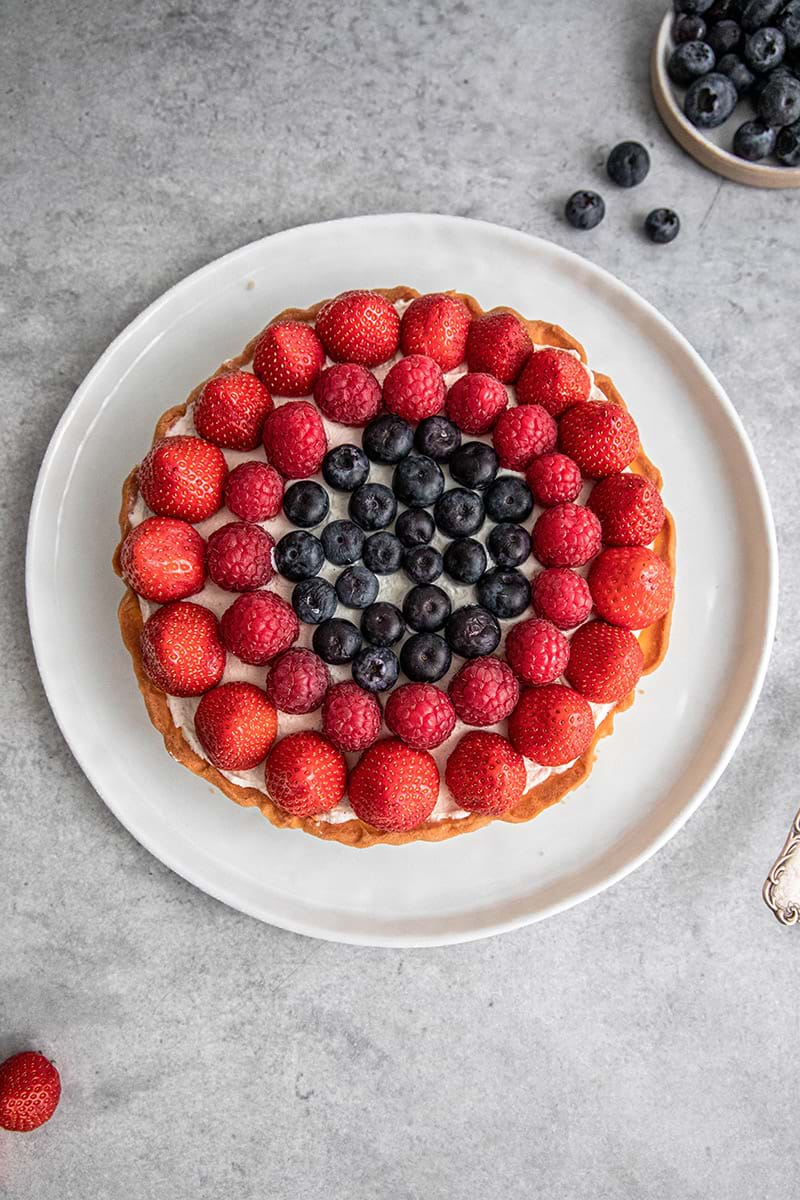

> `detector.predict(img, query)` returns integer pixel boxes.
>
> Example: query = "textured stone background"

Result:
[2,0,799,1196]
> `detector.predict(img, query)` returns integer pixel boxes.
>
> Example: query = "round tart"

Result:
[114,286,675,847]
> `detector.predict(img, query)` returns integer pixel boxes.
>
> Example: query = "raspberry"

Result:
[526,452,583,507]
[266,731,347,817]
[385,682,456,749]
[220,590,299,664]
[448,656,519,726]
[558,401,639,478]
[588,547,673,630]
[508,684,594,766]
[516,347,591,416]
[400,293,472,370]
[224,461,283,522]
[194,370,273,450]
[531,567,593,630]
[322,681,382,752]
[465,311,532,382]
[532,503,602,567]
[382,354,446,422]
[348,738,439,832]
[505,617,570,686]
[316,290,400,367]
[263,400,327,479]
[206,521,275,592]
[446,372,508,434]
[491,404,557,470]
[265,648,330,714]
[140,601,226,697]
[120,515,206,603]
[445,731,526,815]
[252,321,325,397]
[139,435,227,523]
[195,682,278,770]
[314,362,382,426]
[565,620,644,703]
[587,473,665,546]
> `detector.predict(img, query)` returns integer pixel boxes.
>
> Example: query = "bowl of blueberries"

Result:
[651,0,800,186]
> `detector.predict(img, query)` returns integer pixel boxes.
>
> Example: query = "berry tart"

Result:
[114,287,675,847]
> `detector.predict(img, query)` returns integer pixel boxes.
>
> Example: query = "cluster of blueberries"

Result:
[565,142,680,243]
[275,412,536,693]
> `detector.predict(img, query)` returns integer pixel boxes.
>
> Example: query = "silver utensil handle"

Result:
[764,808,800,925]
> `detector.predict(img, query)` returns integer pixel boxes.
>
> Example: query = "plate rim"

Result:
[25,212,779,947]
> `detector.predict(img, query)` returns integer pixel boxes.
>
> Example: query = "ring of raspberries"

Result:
[115,286,674,847]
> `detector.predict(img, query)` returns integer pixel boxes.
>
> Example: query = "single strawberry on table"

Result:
[448,656,519,727]
[138,435,227,523]
[565,620,644,703]
[508,684,595,767]
[206,521,275,592]
[265,731,347,817]
[141,600,226,696]
[588,546,673,630]
[252,320,326,397]
[587,472,665,546]
[465,311,532,382]
[491,403,557,471]
[445,731,526,815]
[382,354,445,422]
[516,346,591,415]
[120,515,206,604]
[0,1051,61,1132]
[194,370,273,450]
[348,738,440,832]
[558,400,639,479]
[322,680,382,751]
[399,292,472,370]
[262,400,327,479]
[314,362,382,426]
[195,681,278,770]
[315,290,400,367]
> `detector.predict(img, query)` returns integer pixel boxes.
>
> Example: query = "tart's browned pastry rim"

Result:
[114,286,676,848]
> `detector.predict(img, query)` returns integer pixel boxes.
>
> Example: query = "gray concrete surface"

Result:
[2,0,799,1196]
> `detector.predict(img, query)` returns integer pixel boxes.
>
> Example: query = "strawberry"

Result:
[448,656,519,726]
[140,601,226,696]
[385,682,456,749]
[516,347,591,416]
[263,400,327,479]
[465,311,533,382]
[531,567,593,630]
[220,590,299,664]
[508,684,595,766]
[0,1052,61,1132]
[120,516,206,603]
[445,731,526,815]
[587,473,665,546]
[382,354,446,422]
[446,372,508,434]
[565,620,644,703]
[526,452,583,507]
[532,503,602,567]
[252,321,325,397]
[505,617,570,686]
[314,363,382,426]
[348,738,439,832]
[399,292,472,370]
[206,521,275,592]
[265,648,330,714]
[558,401,639,478]
[224,460,283,523]
[195,681,278,770]
[265,731,347,817]
[588,546,673,629]
[321,680,382,751]
[491,403,557,470]
[194,370,273,451]
[315,290,400,367]
[138,436,227,523]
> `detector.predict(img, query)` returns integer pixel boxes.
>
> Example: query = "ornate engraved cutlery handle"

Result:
[763,808,800,925]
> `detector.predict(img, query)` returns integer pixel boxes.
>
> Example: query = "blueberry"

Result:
[274,530,324,580]
[414,415,462,461]
[403,584,452,632]
[744,26,785,71]
[674,13,707,40]
[476,568,531,619]
[444,605,501,658]
[434,488,485,538]
[707,18,742,55]
[392,454,446,507]
[484,476,534,524]
[684,72,739,126]
[742,0,782,33]
[403,545,444,584]
[564,190,605,230]
[448,441,499,489]
[734,117,778,159]
[779,3,800,52]
[717,52,756,92]
[361,601,405,647]
[400,632,452,683]
[352,645,399,693]
[335,565,379,609]
[487,522,532,567]
[348,482,398,531]
[644,208,681,243]
[395,508,435,548]
[322,444,370,491]
[443,537,487,584]
[606,141,650,187]
[282,480,330,528]
[313,617,362,665]
[321,519,364,566]
[752,64,797,103]
[362,414,414,463]
[668,40,717,86]
[705,0,740,19]
[291,577,337,624]
[674,0,715,12]
[757,71,800,122]
[362,532,403,575]
[776,118,800,163]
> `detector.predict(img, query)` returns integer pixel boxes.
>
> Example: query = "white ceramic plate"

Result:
[27,214,777,947]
